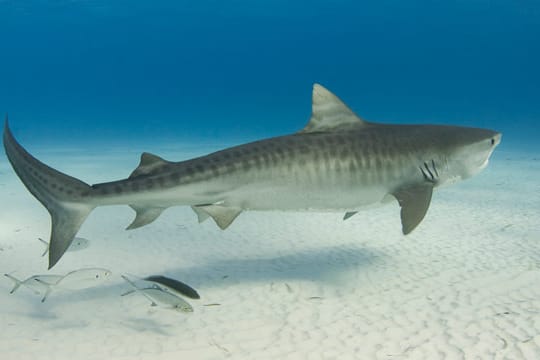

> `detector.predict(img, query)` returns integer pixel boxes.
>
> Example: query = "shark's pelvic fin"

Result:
[129,152,170,179]
[192,204,242,230]
[3,118,95,269]
[299,83,368,133]
[392,184,434,235]
[126,205,167,230]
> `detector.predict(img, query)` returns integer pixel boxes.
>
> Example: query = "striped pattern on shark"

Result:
[3,84,501,269]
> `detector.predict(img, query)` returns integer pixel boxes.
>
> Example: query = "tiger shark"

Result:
[3,84,501,269]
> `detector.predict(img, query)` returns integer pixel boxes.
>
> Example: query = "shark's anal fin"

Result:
[343,211,358,221]
[126,206,166,230]
[392,184,434,235]
[192,204,242,230]
[299,84,369,133]
[129,153,169,179]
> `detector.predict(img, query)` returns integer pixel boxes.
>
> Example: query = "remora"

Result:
[3,84,502,269]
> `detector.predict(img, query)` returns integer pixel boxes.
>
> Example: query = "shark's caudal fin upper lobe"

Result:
[3,118,94,269]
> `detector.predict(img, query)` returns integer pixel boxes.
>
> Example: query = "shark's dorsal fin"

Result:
[392,184,434,235]
[299,84,368,133]
[129,152,169,179]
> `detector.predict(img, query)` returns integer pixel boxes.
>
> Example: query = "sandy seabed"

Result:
[0,144,539,360]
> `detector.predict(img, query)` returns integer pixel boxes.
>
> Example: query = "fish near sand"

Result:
[121,275,193,313]
[3,84,502,269]
[143,275,200,300]
[35,267,112,302]
[38,236,90,257]
[121,275,200,300]
[4,273,63,295]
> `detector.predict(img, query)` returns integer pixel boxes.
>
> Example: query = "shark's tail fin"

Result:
[3,118,95,269]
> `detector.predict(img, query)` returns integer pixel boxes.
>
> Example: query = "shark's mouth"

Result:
[479,158,490,171]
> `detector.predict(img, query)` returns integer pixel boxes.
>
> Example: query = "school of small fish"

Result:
[5,268,112,302]
[4,237,200,313]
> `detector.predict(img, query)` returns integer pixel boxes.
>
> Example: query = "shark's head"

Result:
[439,126,502,185]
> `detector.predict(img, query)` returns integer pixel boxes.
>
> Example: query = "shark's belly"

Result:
[112,176,390,212]
[230,185,389,211]
[198,167,392,211]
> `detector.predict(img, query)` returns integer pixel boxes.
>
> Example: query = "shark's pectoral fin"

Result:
[192,204,242,230]
[126,205,166,230]
[392,184,434,235]
[343,211,358,221]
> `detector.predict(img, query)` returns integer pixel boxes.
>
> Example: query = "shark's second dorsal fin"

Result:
[129,152,169,179]
[299,84,368,133]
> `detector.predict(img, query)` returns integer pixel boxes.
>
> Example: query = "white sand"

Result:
[1,145,539,359]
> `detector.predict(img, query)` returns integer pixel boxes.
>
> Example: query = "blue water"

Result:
[0,0,538,149]
[1,3,540,358]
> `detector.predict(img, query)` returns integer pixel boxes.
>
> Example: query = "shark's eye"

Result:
[490,138,495,146]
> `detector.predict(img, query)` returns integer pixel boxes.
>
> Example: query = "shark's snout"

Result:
[493,132,502,147]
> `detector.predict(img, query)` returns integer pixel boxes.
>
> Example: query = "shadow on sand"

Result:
[32,243,385,304]
[5,244,386,334]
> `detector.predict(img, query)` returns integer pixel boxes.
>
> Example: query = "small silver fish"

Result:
[121,275,193,313]
[38,236,90,257]
[35,267,112,302]
[4,273,63,295]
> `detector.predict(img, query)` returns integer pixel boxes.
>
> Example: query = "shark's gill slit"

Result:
[424,162,435,180]
[432,159,439,177]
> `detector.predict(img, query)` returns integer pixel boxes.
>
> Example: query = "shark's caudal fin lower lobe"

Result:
[3,119,95,269]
